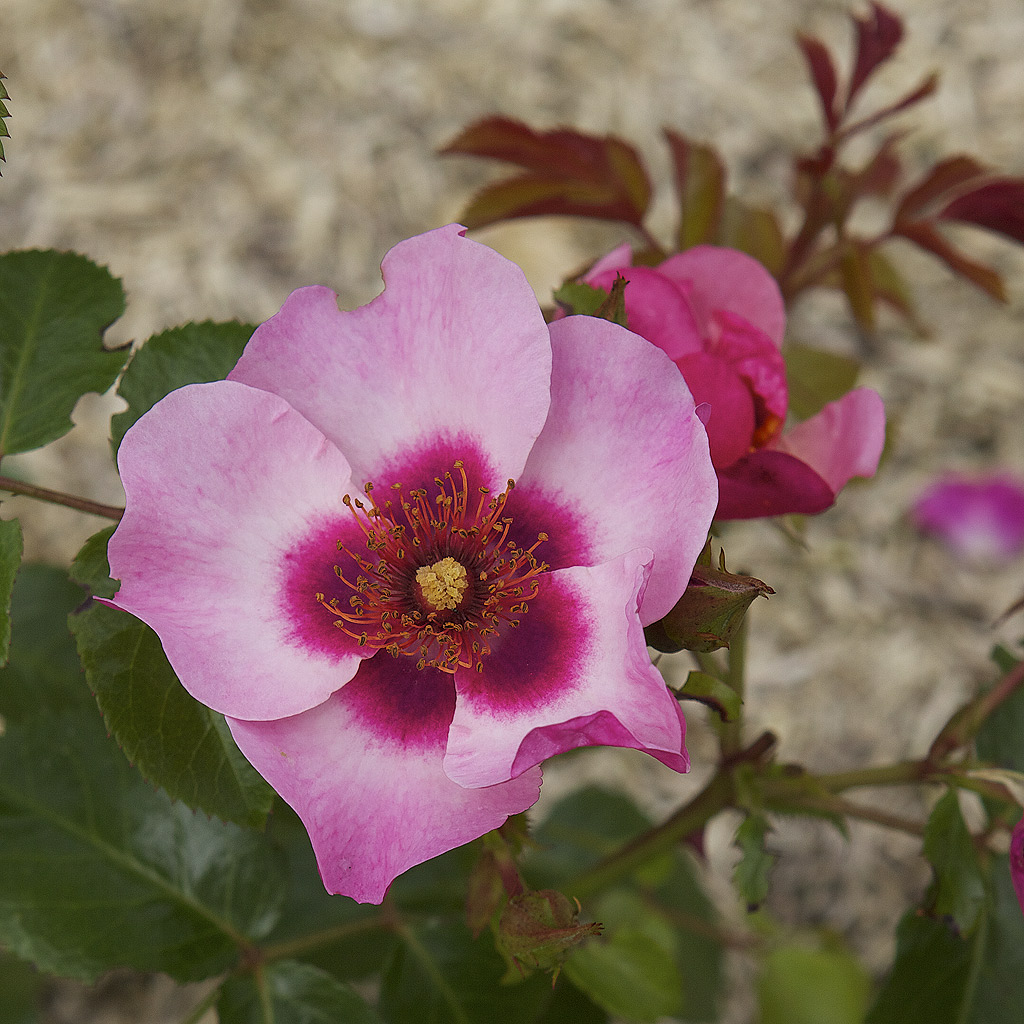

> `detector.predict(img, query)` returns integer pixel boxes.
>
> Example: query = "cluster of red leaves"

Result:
[442,3,1024,333]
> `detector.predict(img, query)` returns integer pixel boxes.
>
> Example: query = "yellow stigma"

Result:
[416,557,468,611]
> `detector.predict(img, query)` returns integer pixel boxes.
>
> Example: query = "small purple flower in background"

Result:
[104,225,718,903]
[913,473,1024,563]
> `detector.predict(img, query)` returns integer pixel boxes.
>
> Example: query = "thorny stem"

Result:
[0,473,123,520]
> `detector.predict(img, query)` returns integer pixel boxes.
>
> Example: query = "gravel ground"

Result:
[3,1,1024,1021]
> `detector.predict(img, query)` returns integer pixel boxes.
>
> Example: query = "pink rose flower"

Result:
[582,244,886,519]
[913,472,1024,563]
[105,225,717,903]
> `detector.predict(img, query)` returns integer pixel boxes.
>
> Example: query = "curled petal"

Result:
[769,388,886,495]
[443,551,688,789]
[711,310,788,429]
[519,315,717,623]
[230,224,552,490]
[716,449,835,519]
[657,245,787,348]
[108,380,369,720]
[675,351,756,470]
[229,657,541,904]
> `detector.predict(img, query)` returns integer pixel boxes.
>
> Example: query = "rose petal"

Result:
[712,310,788,429]
[229,657,541,904]
[674,351,756,470]
[230,224,552,491]
[913,473,1024,562]
[657,245,787,348]
[443,551,687,788]
[108,380,368,720]
[769,388,886,494]
[716,449,836,519]
[516,315,717,623]
[586,265,705,359]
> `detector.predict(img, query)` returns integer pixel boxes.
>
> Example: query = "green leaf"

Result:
[923,791,986,934]
[380,918,574,1024]
[111,320,255,451]
[733,812,776,911]
[70,601,274,829]
[868,856,1024,1023]
[674,669,742,722]
[0,565,91,722]
[716,198,786,275]
[0,250,127,457]
[977,651,1024,774]
[784,342,861,420]
[525,786,723,1022]
[0,571,285,982]
[0,517,23,665]
[551,279,629,328]
[0,949,43,1024]
[759,944,871,1024]
[218,960,384,1024]
[563,889,683,1022]
[840,239,877,331]
[69,524,117,598]
[261,804,396,981]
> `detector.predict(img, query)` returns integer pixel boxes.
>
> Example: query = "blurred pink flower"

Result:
[582,244,886,519]
[913,473,1024,562]
[1012,817,1024,916]
[104,225,717,903]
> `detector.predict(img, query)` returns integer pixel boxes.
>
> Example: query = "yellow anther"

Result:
[415,557,469,611]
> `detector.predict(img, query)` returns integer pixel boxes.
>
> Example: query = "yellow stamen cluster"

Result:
[415,557,468,611]
[315,460,549,673]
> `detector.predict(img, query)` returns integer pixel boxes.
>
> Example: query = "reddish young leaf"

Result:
[442,116,651,229]
[938,178,1024,246]
[840,72,938,140]
[664,129,726,248]
[895,220,1007,301]
[796,33,841,133]
[895,155,990,222]
[848,2,904,107]
[847,133,904,198]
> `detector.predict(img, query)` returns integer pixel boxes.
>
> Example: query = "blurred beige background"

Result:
[3,1,1024,1021]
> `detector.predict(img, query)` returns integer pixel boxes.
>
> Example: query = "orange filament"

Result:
[315,460,549,673]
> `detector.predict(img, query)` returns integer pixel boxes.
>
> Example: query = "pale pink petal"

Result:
[585,265,704,360]
[675,352,756,470]
[658,245,787,348]
[913,473,1024,562]
[229,224,552,491]
[516,315,717,624]
[770,388,886,494]
[716,450,836,519]
[108,380,370,720]
[228,658,541,904]
[443,552,687,788]
[1012,817,1024,916]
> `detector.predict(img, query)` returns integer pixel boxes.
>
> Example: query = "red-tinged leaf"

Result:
[717,198,786,275]
[848,2,904,107]
[840,73,938,140]
[895,220,1007,301]
[938,178,1024,246]
[849,133,904,198]
[895,155,990,222]
[442,116,651,229]
[796,33,840,132]
[868,248,928,336]
[664,129,726,248]
[840,240,876,331]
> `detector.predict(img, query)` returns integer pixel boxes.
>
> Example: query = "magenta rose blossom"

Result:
[582,243,885,519]
[913,472,1024,563]
[104,225,717,903]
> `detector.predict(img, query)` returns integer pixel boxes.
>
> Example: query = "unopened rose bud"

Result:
[497,890,602,975]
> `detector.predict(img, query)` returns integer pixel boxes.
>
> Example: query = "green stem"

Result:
[259,914,390,963]
[766,791,927,836]
[718,618,747,757]
[0,473,123,520]
[567,769,735,901]
[178,985,222,1024]
[801,759,934,794]
[395,920,472,1024]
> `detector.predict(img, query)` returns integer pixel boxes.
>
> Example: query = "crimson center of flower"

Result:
[315,460,549,673]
